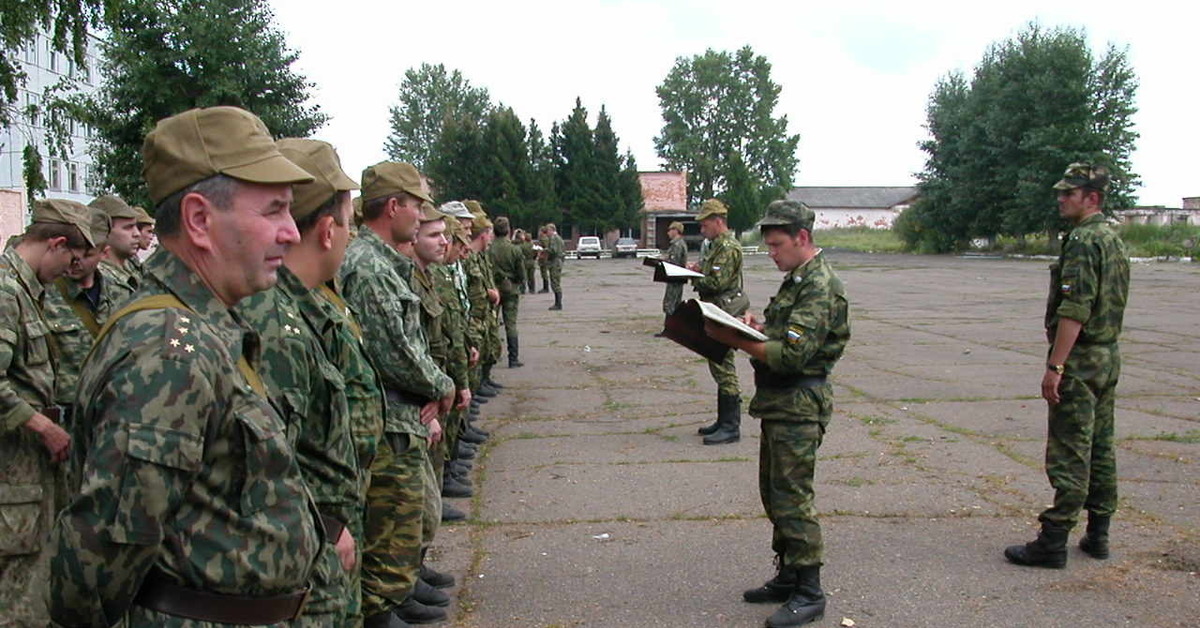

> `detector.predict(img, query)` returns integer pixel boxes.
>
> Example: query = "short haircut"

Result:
[493,218,510,236]
[760,222,808,239]
[155,174,240,237]
[296,190,351,234]
[23,222,90,249]
[362,191,418,222]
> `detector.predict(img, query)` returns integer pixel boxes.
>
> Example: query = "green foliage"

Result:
[479,107,529,222]
[21,144,47,205]
[384,63,492,170]
[902,23,1139,252]
[525,119,559,228]
[654,46,799,215]
[67,0,326,206]
[427,114,486,202]
[1117,223,1200,258]
[554,98,603,234]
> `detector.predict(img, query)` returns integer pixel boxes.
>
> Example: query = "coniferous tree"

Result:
[554,98,603,235]
[384,63,492,170]
[525,119,559,229]
[479,106,530,222]
[427,114,486,202]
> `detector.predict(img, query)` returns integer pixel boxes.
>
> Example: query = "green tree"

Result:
[384,63,491,170]
[654,46,799,211]
[616,150,644,233]
[21,144,47,205]
[524,119,558,228]
[65,0,326,206]
[591,106,624,231]
[554,98,604,235]
[902,24,1139,252]
[427,113,486,202]
[479,106,530,222]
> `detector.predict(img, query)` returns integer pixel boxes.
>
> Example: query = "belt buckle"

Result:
[291,585,311,620]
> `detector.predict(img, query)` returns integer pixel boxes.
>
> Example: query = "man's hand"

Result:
[427,418,443,446]
[26,413,70,463]
[438,392,455,417]
[486,288,500,305]
[741,311,764,332]
[456,388,472,410]
[420,400,440,425]
[686,262,701,272]
[468,347,480,366]
[1041,369,1063,405]
[335,526,357,572]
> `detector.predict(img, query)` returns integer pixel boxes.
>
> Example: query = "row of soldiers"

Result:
[0,105,535,627]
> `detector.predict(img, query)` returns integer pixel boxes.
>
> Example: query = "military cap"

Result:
[1053,162,1111,192]
[439,200,474,220]
[696,198,728,221]
[275,138,359,220]
[463,199,486,217]
[419,201,445,222]
[360,161,433,205]
[88,206,112,244]
[132,205,155,226]
[471,215,493,236]
[757,200,815,231]
[31,198,96,248]
[668,221,685,233]
[493,216,510,229]
[142,106,314,204]
[88,194,140,221]
[445,216,472,246]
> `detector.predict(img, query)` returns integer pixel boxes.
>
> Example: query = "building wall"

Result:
[813,207,905,230]
[0,190,26,247]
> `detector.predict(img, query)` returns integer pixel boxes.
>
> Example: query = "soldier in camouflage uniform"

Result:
[131,205,155,276]
[465,202,503,395]
[1,200,93,627]
[536,226,551,293]
[661,220,688,318]
[236,138,363,626]
[704,200,850,628]
[1006,163,1130,569]
[543,223,565,310]
[519,229,537,294]
[340,162,455,627]
[690,199,749,445]
[432,218,477,508]
[91,195,143,307]
[489,217,526,368]
[48,106,322,627]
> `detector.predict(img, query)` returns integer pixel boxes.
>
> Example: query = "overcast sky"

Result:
[269,0,1197,208]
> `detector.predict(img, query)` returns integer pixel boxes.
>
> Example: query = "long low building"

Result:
[786,186,918,230]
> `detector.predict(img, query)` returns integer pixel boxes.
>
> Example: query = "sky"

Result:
[269,0,1198,208]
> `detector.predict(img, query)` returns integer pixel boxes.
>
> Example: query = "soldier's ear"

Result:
[179,192,218,252]
[317,214,337,251]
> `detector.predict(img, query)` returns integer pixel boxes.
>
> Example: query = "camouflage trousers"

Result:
[360,433,427,616]
[297,511,359,626]
[662,283,683,316]
[0,447,60,627]
[442,407,466,463]
[759,420,826,567]
[538,262,549,288]
[500,293,519,346]
[548,262,562,294]
[525,262,537,292]
[1039,343,1121,529]
[707,349,741,396]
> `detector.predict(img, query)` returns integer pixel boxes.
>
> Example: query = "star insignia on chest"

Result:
[169,339,180,347]
[184,344,195,353]
[177,327,188,335]
[179,316,190,324]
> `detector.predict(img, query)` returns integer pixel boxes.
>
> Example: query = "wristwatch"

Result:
[1046,363,1065,375]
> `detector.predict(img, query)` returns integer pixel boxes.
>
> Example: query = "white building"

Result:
[786,186,918,230]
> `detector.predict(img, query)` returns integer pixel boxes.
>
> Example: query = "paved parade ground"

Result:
[432,250,1199,627]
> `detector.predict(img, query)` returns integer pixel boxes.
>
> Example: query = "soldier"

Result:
[489,217,526,368]
[91,194,143,304]
[659,221,688,332]
[340,162,455,627]
[1005,163,1130,569]
[1,199,94,627]
[518,229,537,294]
[543,222,565,310]
[689,199,749,445]
[536,225,551,293]
[703,200,850,628]
[48,105,322,626]
[464,202,503,395]
[236,138,362,625]
[131,205,156,272]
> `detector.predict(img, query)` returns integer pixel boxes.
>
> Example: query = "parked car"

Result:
[613,237,638,258]
[576,236,602,259]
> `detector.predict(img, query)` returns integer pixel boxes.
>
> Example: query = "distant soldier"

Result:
[489,217,526,367]
[543,222,565,310]
[517,229,537,294]
[91,194,143,305]
[661,220,688,322]
[131,205,156,271]
[1005,163,1130,569]
[536,225,551,293]
[464,202,503,393]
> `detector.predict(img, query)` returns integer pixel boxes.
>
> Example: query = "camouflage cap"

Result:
[142,106,314,204]
[438,200,474,219]
[1053,162,1111,192]
[276,138,359,220]
[757,200,815,231]
[132,205,155,226]
[445,216,472,246]
[88,206,112,245]
[696,198,728,221]
[463,199,486,218]
[31,198,96,248]
[88,194,140,221]
[419,201,445,222]
[360,161,433,204]
[667,221,685,233]
[471,214,493,236]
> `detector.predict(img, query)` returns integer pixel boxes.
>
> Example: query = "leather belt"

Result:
[134,568,309,624]
[753,369,827,390]
[320,513,345,543]
[40,405,64,421]
[385,388,428,407]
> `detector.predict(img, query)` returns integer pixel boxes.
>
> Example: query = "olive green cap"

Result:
[463,199,486,218]
[132,205,155,225]
[757,200,815,231]
[445,216,472,246]
[471,215,493,236]
[667,221,685,233]
[141,106,314,204]
[88,194,140,221]
[88,207,112,245]
[696,198,728,221]
[419,201,445,223]
[31,198,96,248]
[360,161,433,205]
[276,138,359,220]
[1053,162,1111,192]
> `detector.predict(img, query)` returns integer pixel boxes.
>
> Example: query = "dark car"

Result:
[613,237,638,258]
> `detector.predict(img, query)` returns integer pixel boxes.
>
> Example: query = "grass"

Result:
[1125,430,1200,444]
[973,224,1200,258]
[740,227,905,254]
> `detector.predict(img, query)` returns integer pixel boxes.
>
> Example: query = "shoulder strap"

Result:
[319,283,364,340]
[55,278,102,337]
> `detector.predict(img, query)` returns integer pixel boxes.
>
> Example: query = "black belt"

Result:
[385,388,428,407]
[754,370,827,390]
[40,405,65,422]
[134,568,309,624]
[319,513,345,543]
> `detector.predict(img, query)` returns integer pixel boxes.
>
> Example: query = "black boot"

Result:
[364,610,412,628]
[442,474,473,498]
[1004,523,1069,568]
[485,378,504,390]
[1079,514,1111,559]
[476,383,498,398]
[539,279,549,293]
[766,565,825,627]
[703,393,741,445]
[394,595,446,624]
[459,427,486,445]
[455,442,476,460]
[697,395,723,435]
[743,563,797,604]
[420,559,456,589]
[441,501,466,522]
[508,337,524,367]
[548,292,562,310]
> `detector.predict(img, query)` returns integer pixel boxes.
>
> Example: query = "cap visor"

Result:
[224,154,315,186]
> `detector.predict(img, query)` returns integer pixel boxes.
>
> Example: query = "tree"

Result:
[554,98,604,235]
[901,24,1139,252]
[616,150,644,233]
[427,113,486,202]
[478,106,530,223]
[524,119,559,228]
[384,63,491,170]
[654,46,799,216]
[66,0,326,206]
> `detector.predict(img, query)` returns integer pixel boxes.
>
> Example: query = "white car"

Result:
[576,236,602,259]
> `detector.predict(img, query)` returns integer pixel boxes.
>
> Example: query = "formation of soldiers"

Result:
[0,105,558,628]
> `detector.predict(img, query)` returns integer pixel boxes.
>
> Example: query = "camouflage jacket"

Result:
[520,240,537,262]
[666,236,687,267]
[43,274,116,408]
[0,247,55,430]
[1045,213,1130,345]
[98,258,139,308]
[693,230,745,308]
[49,249,321,626]
[489,237,526,296]
[431,264,470,390]
[339,227,453,437]
[463,253,489,350]
[238,266,359,530]
[412,263,448,372]
[748,251,851,423]
[544,234,565,264]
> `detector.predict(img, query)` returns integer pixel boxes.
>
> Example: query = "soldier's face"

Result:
[39,240,85,282]
[207,182,300,304]
[764,229,806,272]
[414,220,448,266]
[699,217,721,239]
[107,218,140,259]
[138,224,156,250]
[391,196,423,243]
[67,246,105,280]
[329,194,354,268]
[1056,187,1097,223]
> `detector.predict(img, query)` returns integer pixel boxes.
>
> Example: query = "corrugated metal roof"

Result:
[787,187,919,209]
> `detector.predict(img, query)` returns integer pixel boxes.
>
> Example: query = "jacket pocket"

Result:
[0,483,46,556]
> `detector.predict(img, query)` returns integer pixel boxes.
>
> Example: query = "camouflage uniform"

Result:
[431,264,470,459]
[537,233,551,291]
[476,249,502,373]
[409,263,448,538]
[520,238,537,293]
[489,234,525,361]
[544,232,565,295]
[237,266,360,625]
[463,252,492,392]
[662,233,688,315]
[339,226,453,617]
[693,229,747,396]
[98,258,140,308]
[749,251,850,568]
[48,249,322,627]
[1040,212,1129,529]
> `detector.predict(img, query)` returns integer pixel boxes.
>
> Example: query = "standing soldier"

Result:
[91,195,143,305]
[658,221,688,334]
[543,222,565,310]
[519,229,537,294]
[131,205,156,272]
[465,202,503,394]
[1005,163,1130,569]
[1,199,93,626]
[703,201,850,628]
[489,217,526,368]
[536,226,551,293]
[340,162,455,627]
[48,106,322,626]
[689,199,748,445]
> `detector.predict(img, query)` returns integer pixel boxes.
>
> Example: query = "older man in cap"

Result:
[90,194,143,305]
[704,200,850,627]
[340,161,456,627]
[689,199,749,445]
[1,198,94,625]
[47,105,322,627]
[1005,162,1130,569]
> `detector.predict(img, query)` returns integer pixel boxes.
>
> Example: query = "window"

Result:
[24,42,37,64]
[48,158,62,191]
[82,59,92,83]
[46,40,58,72]
[68,162,80,192]
[25,92,40,126]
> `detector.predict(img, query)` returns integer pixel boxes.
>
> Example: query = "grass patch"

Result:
[970,223,1200,258]
[1125,430,1200,444]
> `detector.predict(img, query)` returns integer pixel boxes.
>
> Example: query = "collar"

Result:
[358,225,414,280]
[784,248,824,283]
[2,247,45,303]
[144,247,256,362]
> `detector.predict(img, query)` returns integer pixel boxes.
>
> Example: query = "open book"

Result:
[663,299,766,361]
[643,257,704,283]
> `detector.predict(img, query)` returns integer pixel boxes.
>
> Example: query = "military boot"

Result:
[420,554,456,589]
[476,382,498,398]
[394,595,446,624]
[703,393,741,445]
[441,502,466,522]
[697,395,722,435]
[508,337,524,368]
[766,565,825,627]
[743,563,797,604]
[1004,523,1069,568]
[442,473,473,498]
[412,578,450,607]
[539,278,549,293]
[1079,514,1111,559]
[455,442,476,460]
[548,291,562,310]
[364,610,412,628]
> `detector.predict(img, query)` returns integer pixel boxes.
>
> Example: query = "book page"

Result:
[696,301,768,341]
